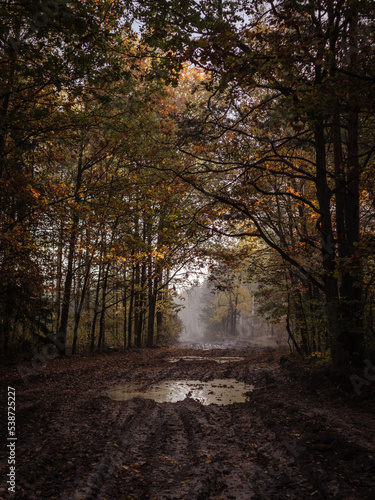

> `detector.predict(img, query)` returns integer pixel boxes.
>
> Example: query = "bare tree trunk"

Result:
[91,259,103,352]
[98,262,111,349]
[314,114,342,364]
[286,293,302,356]
[134,260,141,347]
[55,221,64,334]
[57,143,85,356]
[72,255,92,354]
[156,270,164,343]
[127,262,135,347]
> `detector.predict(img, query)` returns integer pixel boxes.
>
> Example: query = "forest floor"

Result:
[1,343,375,500]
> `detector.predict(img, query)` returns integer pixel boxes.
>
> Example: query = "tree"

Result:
[138,0,375,367]
[0,0,132,352]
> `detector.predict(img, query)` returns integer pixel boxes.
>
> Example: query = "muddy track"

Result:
[1,347,375,499]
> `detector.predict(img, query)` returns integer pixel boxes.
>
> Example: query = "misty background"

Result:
[175,281,287,347]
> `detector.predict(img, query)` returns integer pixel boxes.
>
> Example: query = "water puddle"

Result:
[167,356,245,364]
[108,379,254,405]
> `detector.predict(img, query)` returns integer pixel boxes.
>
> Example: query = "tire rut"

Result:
[2,347,375,500]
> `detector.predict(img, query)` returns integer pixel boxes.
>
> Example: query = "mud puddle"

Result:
[5,346,375,499]
[167,355,245,363]
[108,378,254,405]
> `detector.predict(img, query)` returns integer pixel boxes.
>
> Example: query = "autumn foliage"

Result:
[1,0,375,368]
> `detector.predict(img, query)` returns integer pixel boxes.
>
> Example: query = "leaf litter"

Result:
[0,346,375,499]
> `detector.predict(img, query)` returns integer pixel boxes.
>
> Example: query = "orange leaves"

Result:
[26,184,41,200]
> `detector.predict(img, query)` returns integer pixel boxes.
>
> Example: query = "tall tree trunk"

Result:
[314,114,342,364]
[135,221,147,347]
[57,143,84,356]
[72,255,92,354]
[98,262,111,349]
[286,292,302,355]
[156,270,164,343]
[333,7,363,366]
[127,262,135,347]
[147,276,158,348]
[137,257,147,347]
[146,225,156,348]
[338,116,363,362]
[91,259,103,352]
[134,261,141,347]
[55,221,64,334]
[297,291,310,355]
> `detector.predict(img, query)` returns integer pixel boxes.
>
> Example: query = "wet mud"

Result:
[1,346,375,499]
[108,378,254,405]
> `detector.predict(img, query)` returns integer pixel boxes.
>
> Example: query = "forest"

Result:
[1,0,375,369]
[2,2,375,499]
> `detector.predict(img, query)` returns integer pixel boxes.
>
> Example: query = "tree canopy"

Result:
[1,0,375,368]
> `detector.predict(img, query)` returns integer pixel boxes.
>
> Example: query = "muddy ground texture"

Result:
[1,344,375,500]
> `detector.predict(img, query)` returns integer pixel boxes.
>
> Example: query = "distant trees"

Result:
[201,265,253,340]
[188,241,285,343]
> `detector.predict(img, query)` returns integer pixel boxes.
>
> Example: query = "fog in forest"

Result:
[175,286,206,342]
[176,282,287,346]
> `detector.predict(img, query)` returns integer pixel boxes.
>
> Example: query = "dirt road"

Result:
[1,346,375,499]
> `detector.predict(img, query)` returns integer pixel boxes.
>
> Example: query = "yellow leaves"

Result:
[26,184,41,199]
[152,249,165,259]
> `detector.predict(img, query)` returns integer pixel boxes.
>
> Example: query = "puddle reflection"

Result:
[108,379,254,405]
[167,356,245,364]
